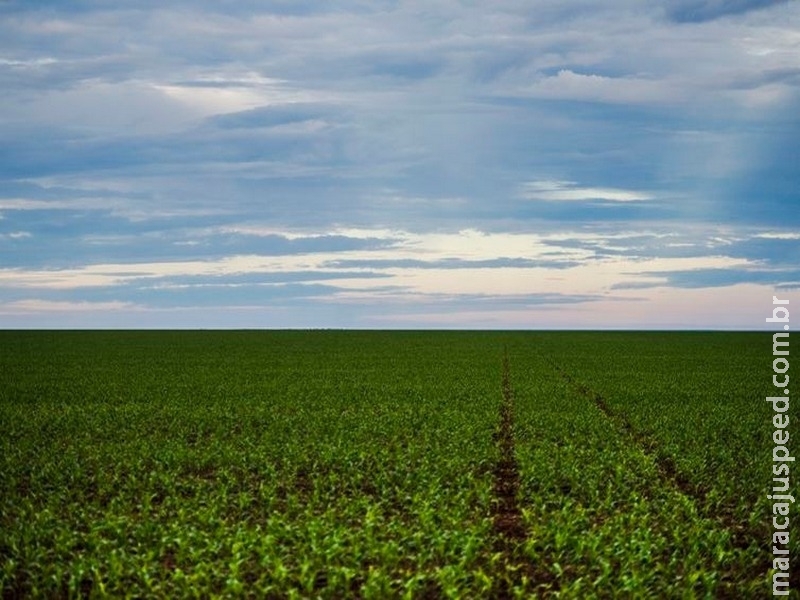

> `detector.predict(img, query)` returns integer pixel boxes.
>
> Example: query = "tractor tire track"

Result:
[492,353,525,546]
[549,361,769,583]
[490,352,555,598]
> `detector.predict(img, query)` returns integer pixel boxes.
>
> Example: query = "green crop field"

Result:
[0,331,796,598]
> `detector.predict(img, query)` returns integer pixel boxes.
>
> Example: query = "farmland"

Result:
[0,331,796,598]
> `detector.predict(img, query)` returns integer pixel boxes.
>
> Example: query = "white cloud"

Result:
[0,57,60,68]
[0,198,111,211]
[0,231,31,240]
[217,225,404,242]
[754,231,800,240]
[0,226,755,303]
[525,69,680,105]
[519,180,653,202]
[152,72,326,118]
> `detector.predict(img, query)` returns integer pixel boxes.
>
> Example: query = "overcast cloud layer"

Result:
[1,0,798,328]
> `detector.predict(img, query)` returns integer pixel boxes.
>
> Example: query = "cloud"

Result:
[0,1,798,327]
[0,231,31,240]
[0,227,583,290]
[626,266,800,289]
[0,198,119,211]
[755,231,800,240]
[519,180,653,202]
[0,225,767,317]
[153,73,326,119]
[524,70,680,105]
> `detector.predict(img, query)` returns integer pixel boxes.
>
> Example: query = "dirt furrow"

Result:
[492,353,525,546]
[490,352,555,597]
[549,362,769,580]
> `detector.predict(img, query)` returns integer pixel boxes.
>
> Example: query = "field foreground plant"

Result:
[0,331,792,597]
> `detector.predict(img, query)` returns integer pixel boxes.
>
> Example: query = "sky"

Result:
[0,0,798,329]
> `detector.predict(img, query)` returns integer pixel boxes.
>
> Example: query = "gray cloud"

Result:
[619,267,800,289]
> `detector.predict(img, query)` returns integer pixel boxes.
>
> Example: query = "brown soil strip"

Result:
[492,353,525,545]
[490,352,555,597]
